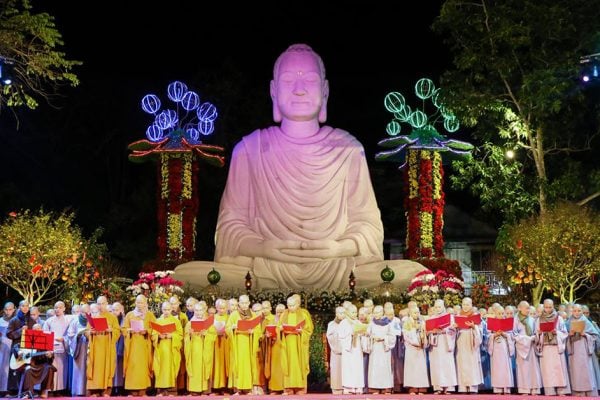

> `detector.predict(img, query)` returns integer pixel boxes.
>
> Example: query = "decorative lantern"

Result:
[348,271,356,293]
[207,268,221,285]
[245,271,252,292]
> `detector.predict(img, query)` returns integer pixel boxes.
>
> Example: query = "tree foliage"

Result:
[0,0,80,109]
[0,209,106,305]
[434,0,600,216]
[496,202,600,305]
[450,143,537,224]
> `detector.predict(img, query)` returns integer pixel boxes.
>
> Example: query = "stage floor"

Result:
[44,395,590,400]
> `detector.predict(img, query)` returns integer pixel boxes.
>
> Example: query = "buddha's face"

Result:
[273,51,325,122]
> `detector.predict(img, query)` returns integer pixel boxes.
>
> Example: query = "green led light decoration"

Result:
[376,78,474,260]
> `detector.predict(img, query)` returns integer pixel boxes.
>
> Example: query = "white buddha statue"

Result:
[174,44,424,290]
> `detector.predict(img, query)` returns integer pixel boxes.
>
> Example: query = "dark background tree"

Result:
[434,0,600,223]
[0,0,80,110]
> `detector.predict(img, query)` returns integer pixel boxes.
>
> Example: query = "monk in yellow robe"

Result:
[152,301,183,396]
[226,297,238,391]
[184,301,217,394]
[123,294,156,396]
[279,294,314,395]
[225,295,261,394]
[265,304,285,393]
[86,296,121,396]
[212,299,229,394]
[169,295,188,395]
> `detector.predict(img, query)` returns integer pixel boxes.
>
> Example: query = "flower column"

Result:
[157,152,199,261]
[405,149,445,259]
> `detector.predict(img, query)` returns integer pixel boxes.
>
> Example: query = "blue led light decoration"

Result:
[140,80,219,144]
[129,81,225,264]
[376,78,474,168]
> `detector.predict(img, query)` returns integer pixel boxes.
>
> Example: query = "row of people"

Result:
[326,297,600,396]
[2,295,599,397]
[0,293,314,397]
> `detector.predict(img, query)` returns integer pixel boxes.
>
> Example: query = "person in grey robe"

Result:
[513,301,542,394]
[67,304,89,396]
[566,304,599,397]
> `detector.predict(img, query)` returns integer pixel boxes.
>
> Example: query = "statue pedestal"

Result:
[173,259,426,292]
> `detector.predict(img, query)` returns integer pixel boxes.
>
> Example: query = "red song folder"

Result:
[265,325,277,337]
[539,319,557,332]
[237,316,261,331]
[425,313,451,331]
[89,316,109,332]
[23,329,54,351]
[282,319,306,334]
[487,317,514,332]
[150,321,176,335]
[454,314,482,329]
[191,315,214,332]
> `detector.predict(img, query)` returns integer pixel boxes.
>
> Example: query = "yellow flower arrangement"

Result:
[182,153,193,199]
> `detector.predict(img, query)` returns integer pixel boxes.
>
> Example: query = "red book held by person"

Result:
[539,319,557,332]
[89,316,109,332]
[487,317,514,332]
[150,321,176,335]
[282,319,306,334]
[237,316,262,331]
[191,315,215,332]
[425,313,451,331]
[265,325,277,337]
[454,314,482,329]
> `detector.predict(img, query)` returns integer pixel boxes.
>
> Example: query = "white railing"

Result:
[470,270,510,295]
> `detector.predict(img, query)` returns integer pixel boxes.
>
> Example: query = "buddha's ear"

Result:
[270,80,282,122]
[318,79,329,123]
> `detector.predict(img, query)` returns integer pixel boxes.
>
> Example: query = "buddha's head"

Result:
[270,44,329,124]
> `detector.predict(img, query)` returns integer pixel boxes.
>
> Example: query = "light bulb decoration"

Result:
[128,80,225,263]
[376,78,474,259]
[245,271,253,292]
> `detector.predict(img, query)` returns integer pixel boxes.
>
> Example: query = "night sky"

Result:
[1,1,468,269]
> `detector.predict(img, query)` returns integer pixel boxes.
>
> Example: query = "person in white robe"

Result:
[454,297,483,393]
[43,301,70,394]
[566,304,599,397]
[383,302,403,393]
[326,307,345,394]
[535,299,571,396]
[427,299,457,394]
[487,306,514,394]
[403,307,429,393]
[338,304,367,394]
[366,305,395,393]
[513,301,542,394]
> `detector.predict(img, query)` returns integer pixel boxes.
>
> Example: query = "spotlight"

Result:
[0,58,14,86]
[580,53,600,84]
